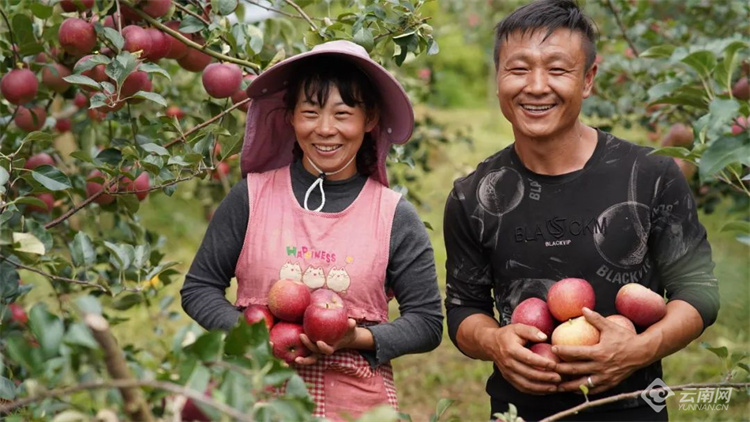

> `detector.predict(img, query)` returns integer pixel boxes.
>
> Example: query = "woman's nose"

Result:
[315,115,337,136]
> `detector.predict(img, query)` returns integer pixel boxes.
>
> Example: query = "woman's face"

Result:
[291,85,377,181]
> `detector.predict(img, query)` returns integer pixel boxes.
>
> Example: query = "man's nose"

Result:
[525,69,550,94]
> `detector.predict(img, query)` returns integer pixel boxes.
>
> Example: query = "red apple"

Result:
[673,157,696,180]
[55,118,72,133]
[141,0,172,18]
[732,116,747,135]
[551,316,600,348]
[163,21,189,59]
[212,161,230,181]
[180,387,212,422]
[303,289,349,345]
[41,63,72,93]
[58,18,97,57]
[244,305,275,332]
[122,25,152,56]
[1,69,38,105]
[177,40,212,72]
[86,170,115,205]
[546,278,595,322]
[510,297,555,337]
[615,283,666,327]
[120,71,151,99]
[26,193,55,214]
[60,0,94,12]
[732,77,749,101]
[606,314,637,334]
[24,152,55,169]
[165,106,185,119]
[8,304,28,325]
[230,74,256,112]
[269,322,311,363]
[74,92,89,108]
[143,28,171,62]
[122,172,149,201]
[14,106,47,132]
[267,279,311,322]
[202,63,243,98]
[529,343,560,367]
[661,123,693,147]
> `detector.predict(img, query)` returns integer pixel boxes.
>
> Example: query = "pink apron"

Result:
[235,166,401,420]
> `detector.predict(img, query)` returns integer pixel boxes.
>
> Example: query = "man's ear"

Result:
[583,63,598,99]
[365,111,379,132]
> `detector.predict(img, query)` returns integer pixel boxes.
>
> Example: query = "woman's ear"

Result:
[365,110,379,132]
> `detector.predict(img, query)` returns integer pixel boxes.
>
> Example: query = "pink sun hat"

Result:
[240,40,414,187]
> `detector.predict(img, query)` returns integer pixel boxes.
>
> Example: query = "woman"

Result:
[181,40,443,420]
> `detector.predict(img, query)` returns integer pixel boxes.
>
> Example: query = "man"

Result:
[443,0,720,420]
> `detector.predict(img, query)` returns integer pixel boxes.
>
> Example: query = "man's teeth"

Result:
[316,145,341,152]
[523,105,554,111]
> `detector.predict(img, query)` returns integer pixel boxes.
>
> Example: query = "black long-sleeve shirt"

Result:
[444,130,719,414]
[182,160,443,366]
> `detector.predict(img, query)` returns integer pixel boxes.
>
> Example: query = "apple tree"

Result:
[0,0,444,420]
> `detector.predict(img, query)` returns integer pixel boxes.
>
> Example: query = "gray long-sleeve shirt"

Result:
[181,160,443,366]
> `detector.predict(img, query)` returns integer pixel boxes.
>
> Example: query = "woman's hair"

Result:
[284,56,380,177]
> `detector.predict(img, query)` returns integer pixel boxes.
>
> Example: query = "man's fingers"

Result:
[555,361,599,375]
[506,372,559,395]
[557,376,590,392]
[513,323,549,343]
[552,344,594,362]
[581,307,608,330]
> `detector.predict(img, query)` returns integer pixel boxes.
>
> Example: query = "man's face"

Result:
[495,28,596,142]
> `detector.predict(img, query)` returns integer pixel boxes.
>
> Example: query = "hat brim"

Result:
[246,49,413,145]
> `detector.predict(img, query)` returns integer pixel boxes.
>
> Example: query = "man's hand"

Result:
[553,308,645,394]
[483,324,562,394]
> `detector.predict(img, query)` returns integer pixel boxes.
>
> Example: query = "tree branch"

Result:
[0,379,253,421]
[0,5,20,65]
[85,314,154,422]
[242,0,305,20]
[0,254,108,292]
[540,382,750,422]
[121,1,260,71]
[44,178,118,229]
[173,2,234,53]
[603,0,639,57]
[282,0,318,32]
[164,97,250,148]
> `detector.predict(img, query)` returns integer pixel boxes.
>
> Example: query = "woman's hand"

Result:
[294,318,359,365]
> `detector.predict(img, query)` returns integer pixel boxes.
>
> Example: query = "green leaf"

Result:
[63,322,99,349]
[284,374,310,399]
[133,244,150,269]
[101,27,125,51]
[70,232,96,268]
[213,0,238,16]
[22,131,54,144]
[179,16,206,34]
[700,342,729,359]
[26,220,53,253]
[185,331,224,362]
[434,398,455,420]
[62,74,101,90]
[12,232,45,255]
[95,148,123,166]
[246,24,264,54]
[111,293,143,311]
[651,147,691,158]
[720,221,750,234]
[75,296,103,315]
[29,3,54,19]
[131,91,167,107]
[28,304,64,359]
[0,376,15,401]
[353,27,374,51]
[715,41,749,93]
[579,384,590,396]
[699,136,750,180]
[0,166,9,187]
[681,50,717,81]
[30,165,71,191]
[739,363,750,373]
[104,242,132,270]
[640,44,676,59]
[140,143,169,156]
[137,62,171,80]
[108,52,139,87]
[73,54,109,72]
[0,261,21,302]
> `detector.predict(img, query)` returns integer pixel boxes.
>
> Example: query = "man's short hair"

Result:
[493,0,598,72]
